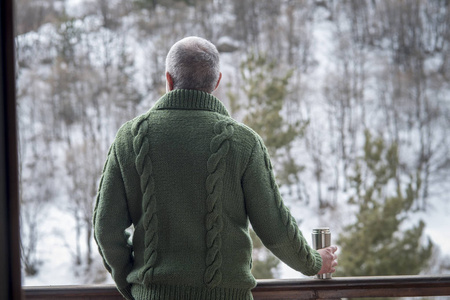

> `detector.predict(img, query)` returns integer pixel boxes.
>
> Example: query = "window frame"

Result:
[0,0,22,299]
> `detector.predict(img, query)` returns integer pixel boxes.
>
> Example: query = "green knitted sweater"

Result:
[93,89,322,300]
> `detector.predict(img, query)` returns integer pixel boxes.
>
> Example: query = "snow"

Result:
[19,0,450,287]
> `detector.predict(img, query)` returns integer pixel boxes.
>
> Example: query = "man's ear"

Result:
[213,72,222,91]
[166,72,174,91]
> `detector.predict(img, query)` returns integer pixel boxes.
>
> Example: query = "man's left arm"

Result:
[93,143,134,300]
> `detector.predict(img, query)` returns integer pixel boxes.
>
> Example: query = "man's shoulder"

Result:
[112,112,148,151]
[115,111,151,138]
[216,116,263,150]
[114,119,133,144]
[234,121,261,140]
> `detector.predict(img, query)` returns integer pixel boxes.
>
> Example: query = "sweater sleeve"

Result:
[93,143,134,300]
[242,138,322,276]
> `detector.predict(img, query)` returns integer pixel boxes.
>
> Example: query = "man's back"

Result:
[94,89,322,300]
[94,36,331,300]
[121,89,255,287]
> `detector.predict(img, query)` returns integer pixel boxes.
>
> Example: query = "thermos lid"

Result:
[312,227,330,234]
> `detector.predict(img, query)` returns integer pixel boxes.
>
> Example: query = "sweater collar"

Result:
[152,89,230,117]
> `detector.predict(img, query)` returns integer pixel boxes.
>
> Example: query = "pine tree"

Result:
[237,52,308,188]
[336,130,433,279]
[228,52,308,278]
[240,52,304,157]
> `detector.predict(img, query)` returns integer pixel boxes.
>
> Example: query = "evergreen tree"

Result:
[237,51,308,188]
[240,52,305,157]
[228,52,308,278]
[336,130,433,278]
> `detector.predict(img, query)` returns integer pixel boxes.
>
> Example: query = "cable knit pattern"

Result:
[132,115,159,285]
[258,140,315,269]
[204,120,235,288]
[94,90,321,300]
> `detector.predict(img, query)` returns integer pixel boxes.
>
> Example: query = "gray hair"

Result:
[165,36,220,93]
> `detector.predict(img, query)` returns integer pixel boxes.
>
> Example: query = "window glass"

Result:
[16,0,450,286]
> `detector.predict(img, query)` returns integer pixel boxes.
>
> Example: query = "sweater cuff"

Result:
[311,249,323,275]
[118,285,134,300]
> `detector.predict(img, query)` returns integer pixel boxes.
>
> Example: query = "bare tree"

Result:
[17,66,56,276]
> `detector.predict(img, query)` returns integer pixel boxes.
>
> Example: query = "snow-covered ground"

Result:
[23,189,450,285]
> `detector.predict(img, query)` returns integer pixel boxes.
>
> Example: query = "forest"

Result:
[15,0,450,284]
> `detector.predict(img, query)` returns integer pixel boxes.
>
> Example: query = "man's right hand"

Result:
[317,245,338,275]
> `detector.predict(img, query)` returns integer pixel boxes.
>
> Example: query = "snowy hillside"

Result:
[17,0,450,286]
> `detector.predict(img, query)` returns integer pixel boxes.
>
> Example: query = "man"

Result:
[94,36,337,300]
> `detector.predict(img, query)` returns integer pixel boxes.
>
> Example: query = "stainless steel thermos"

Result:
[312,227,332,279]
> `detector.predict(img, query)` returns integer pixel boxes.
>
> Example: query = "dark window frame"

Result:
[0,0,22,299]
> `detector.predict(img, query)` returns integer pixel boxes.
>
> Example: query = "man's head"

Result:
[165,36,221,93]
